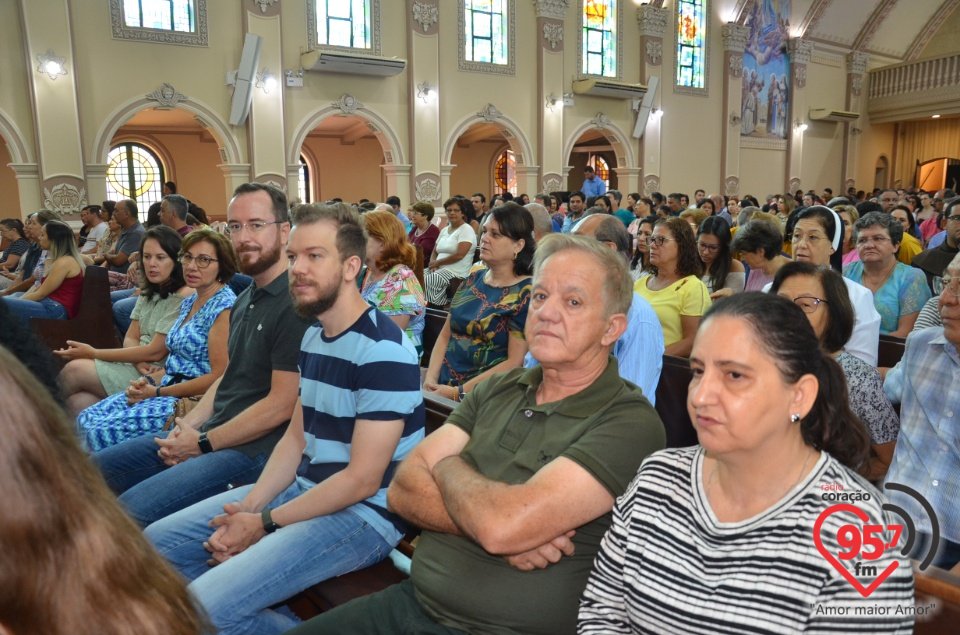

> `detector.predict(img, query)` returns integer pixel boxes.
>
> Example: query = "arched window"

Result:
[106,143,166,208]
[676,0,707,92]
[493,150,517,196]
[582,1,618,78]
[298,155,311,204]
[588,155,610,188]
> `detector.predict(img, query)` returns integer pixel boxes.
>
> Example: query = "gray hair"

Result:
[524,203,553,238]
[576,214,631,260]
[853,212,903,253]
[532,233,632,318]
[163,194,189,221]
[738,206,760,226]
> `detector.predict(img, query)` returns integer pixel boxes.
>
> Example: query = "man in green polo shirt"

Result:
[290,233,666,635]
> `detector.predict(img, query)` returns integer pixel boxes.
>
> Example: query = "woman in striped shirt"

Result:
[579,293,914,634]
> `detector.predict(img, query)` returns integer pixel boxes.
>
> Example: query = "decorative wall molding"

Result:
[851,75,863,97]
[851,0,899,52]
[145,83,188,110]
[251,0,279,16]
[412,1,439,34]
[724,176,740,197]
[543,22,564,50]
[845,178,855,192]
[796,0,833,39]
[477,103,503,122]
[43,181,87,215]
[740,136,787,151]
[728,55,744,79]
[109,0,208,47]
[542,173,563,193]
[846,51,870,75]
[636,5,669,37]
[414,174,442,202]
[646,40,663,66]
[533,0,570,20]
[308,0,382,55]
[722,24,750,52]
[590,112,612,130]
[794,65,808,89]
[729,113,742,127]
[811,50,843,67]
[332,94,365,115]
[643,175,661,197]
[905,0,960,61]
[788,177,801,193]
[789,39,814,65]
[458,0,516,75]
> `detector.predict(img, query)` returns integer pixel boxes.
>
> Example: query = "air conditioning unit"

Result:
[809,108,860,122]
[300,50,406,77]
[572,78,647,100]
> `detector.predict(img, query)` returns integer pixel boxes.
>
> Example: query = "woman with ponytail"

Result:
[580,293,913,634]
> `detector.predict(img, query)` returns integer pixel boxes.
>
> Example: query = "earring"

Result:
[790,413,801,423]
[513,251,518,261]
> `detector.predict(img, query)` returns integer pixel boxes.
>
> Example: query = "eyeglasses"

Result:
[792,233,825,246]
[646,235,676,247]
[946,215,960,223]
[856,235,891,247]
[179,253,219,269]
[696,241,720,253]
[225,221,282,235]
[940,275,960,297]
[792,296,829,313]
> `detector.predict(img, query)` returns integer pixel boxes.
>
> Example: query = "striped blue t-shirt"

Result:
[296,307,425,545]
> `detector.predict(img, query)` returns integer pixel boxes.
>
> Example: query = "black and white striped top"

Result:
[579,447,914,634]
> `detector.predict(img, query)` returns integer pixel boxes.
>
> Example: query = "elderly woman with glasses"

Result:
[634,217,711,357]
[843,212,931,337]
[77,229,237,452]
[770,262,900,480]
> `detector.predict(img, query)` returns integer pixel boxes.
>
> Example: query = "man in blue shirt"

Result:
[145,203,425,635]
[581,166,607,198]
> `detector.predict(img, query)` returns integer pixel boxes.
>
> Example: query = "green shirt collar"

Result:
[517,356,626,417]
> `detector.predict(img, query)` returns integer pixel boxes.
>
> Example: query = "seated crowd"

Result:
[1,181,959,634]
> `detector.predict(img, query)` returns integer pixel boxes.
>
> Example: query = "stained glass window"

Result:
[494,150,517,195]
[582,1,617,77]
[298,155,311,204]
[465,0,508,65]
[588,155,610,188]
[316,0,372,49]
[676,0,706,89]
[106,143,165,208]
[123,0,195,32]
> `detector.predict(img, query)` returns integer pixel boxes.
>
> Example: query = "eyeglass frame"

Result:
[696,240,720,253]
[855,235,893,247]
[179,253,219,269]
[790,295,829,313]
[646,235,677,247]
[791,231,827,246]
[940,274,960,297]
[225,221,283,235]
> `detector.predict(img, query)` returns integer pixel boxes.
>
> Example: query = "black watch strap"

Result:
[261,508,281,534]
[198,431,214,454]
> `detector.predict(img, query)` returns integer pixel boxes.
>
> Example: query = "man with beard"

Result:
[145,202,425,634]
[94,183,311,528]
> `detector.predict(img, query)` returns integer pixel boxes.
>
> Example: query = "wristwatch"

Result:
[261,508,281,534]
[197,431,214,454]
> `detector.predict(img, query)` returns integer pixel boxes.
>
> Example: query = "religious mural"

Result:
[741,0,790,139]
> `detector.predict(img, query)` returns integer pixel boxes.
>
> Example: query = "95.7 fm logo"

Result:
[814,482,939,597]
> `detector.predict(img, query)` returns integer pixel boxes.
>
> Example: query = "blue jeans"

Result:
[111,287,137,334]
[93,434,269,527]
[2,295,67,327]
[146,482,393,635]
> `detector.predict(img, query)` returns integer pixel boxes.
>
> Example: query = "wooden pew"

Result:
[654,355,698,449]
[878,334,907,369]
[421,307,449,368]
[30,266,119,366]
[914,562,960,634]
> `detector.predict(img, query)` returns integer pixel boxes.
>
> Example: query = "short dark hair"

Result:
[120,199,139,221]
[854,211,904,253]
[855,201,882,216]
[410,201,434,222]
[702,293,869,470]
[569,190,585,203]
[769,261,853,355]
[180,228,237,284]
[164,181,177,193]
[731,219,783,260]
[472,192,486,203]
[584,166,595,173]
[292,202,367,265]
[163,194,189,221]
[232,182,289,223]
[490,202,535,276]
[385,195,401,208]
[138,226,186,299]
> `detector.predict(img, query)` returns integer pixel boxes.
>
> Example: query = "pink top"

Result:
[919,217,941,242]
[47,273,84,318]
[842,249,860,266]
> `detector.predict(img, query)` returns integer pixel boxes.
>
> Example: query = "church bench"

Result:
[654,355,699,449]
[420,307,449,368]
[30,265,119,366]
[878,334,907,369]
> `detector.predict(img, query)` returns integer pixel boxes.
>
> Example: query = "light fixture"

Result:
[255,67,278,93]
[932,114,941,119]
[416,82,437,103]
[652,108,664,119]
[284,68,304,88]
[795,121,808,132]
[36,50,67,80]
[546,92,560,112]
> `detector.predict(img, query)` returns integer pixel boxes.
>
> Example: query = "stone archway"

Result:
[0,106,39,214]
[563,116,638,195]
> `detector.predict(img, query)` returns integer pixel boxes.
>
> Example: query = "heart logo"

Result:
[813,503,900,598]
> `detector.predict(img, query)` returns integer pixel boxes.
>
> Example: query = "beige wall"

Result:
[916,8,960,60]
[450,140,505,200]
[302,135,386,204]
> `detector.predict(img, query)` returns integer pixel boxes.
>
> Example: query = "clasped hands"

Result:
[203,501,265,566]
[154,421,201,467]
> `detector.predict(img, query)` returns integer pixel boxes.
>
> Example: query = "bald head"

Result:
[574,214,631,260]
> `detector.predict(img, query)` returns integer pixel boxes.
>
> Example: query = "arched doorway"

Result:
[563,119,635,196]
[0,107,36,216]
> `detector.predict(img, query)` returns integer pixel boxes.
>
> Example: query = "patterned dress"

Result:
[438,266,531,386]
[77,286,235,452]
[361,264,426,354]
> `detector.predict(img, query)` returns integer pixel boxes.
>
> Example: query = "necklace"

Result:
[706,446,814,501]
